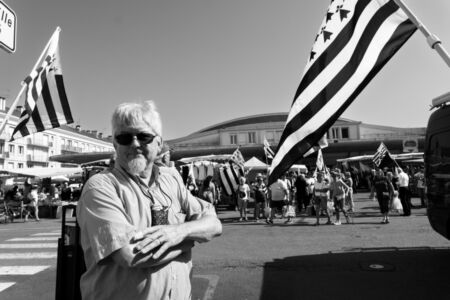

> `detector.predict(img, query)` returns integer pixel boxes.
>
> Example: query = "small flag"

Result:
[372,142,388,167]
[230,147,245,167]
[263,137,275,160]
[11,27,73,141]
[268,0,416,184]
[219,162,244,196]
[315,148,326,172]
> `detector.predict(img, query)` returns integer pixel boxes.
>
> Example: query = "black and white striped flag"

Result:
[268,0,416,184]
[219,162,244,196]
[11,28,73,141]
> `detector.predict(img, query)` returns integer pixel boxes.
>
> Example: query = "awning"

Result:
[0,167,83,179]
[178,154,233,164]
[49,151,115,165]
[244,157,268,169]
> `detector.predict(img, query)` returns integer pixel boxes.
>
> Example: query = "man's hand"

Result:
[133,224,188,259]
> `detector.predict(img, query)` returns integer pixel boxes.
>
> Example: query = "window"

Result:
[0,143,4,154]
[18,163,24,168]
[7,162,14,169]
[230,134,238,145]
[248,132,256,144]
[331,128,340,139]
[18,146,24,155]
[8,144,14,153]
[341,127,349,139]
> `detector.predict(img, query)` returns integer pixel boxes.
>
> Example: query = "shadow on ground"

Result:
[260,247,450,300]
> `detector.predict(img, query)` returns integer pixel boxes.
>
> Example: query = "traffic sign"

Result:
[0,0,16,53]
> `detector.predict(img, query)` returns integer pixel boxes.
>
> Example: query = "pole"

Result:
[0,27,61,137]
[394,0,450,68]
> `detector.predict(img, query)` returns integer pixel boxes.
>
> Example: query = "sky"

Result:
[1,0,450,140]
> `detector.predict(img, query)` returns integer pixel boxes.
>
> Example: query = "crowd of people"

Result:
[0,179,82,221]
[194,164,426,226]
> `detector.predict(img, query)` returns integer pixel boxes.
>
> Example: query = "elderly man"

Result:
[77,101,222,300]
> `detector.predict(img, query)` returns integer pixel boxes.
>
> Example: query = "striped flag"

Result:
[11,28,73,141]
[263,137,275,160]
[219,163,244,196]
[230,147,245,167]
[268,0,416,184]
[372,142,388,167]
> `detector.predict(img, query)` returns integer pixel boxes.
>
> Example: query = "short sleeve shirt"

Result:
[270,180,288,201]
[77,165,216,300]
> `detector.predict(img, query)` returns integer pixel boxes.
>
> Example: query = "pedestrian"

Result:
[236,176,251,221]
[267,173,289,224]
[313,171,332,225]
[369,169,376,200]
[414,167,426,207]
[398,167,411,216]
[76,100,222,300]
[343,171,354,212]
[199,176,217,205]
[26,185,40,221]
[329,171,351,225]
[374,168,394,223]
[61,182,72,201]
[294,173,308,213]
[253,173,267,221]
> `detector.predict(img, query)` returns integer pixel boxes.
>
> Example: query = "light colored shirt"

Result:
[270,180,288,201]
[77,165,216,300]
[314,181,329,198]
[398,172,409,187]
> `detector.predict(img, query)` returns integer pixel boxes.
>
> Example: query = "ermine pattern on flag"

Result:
[11,29,73,141]
[373,142,388,167]
[269,0,416,184]
[230,148,245,167]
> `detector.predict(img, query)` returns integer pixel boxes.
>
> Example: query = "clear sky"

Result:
[1,0,450,140]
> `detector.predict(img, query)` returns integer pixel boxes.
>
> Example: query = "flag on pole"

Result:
[230,147,245,167]
[315,148,326,172]
[268,0,416,184]
[372,142,388,167]
[263,137,275,160]
[304,134,329,157]
[11,27,73,141]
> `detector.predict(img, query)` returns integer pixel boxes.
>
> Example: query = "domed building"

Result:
[168,112,425,168]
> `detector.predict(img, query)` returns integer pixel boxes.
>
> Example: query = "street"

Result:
[0,192,449,299]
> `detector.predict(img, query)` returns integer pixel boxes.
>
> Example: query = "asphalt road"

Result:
[0,192,449,300]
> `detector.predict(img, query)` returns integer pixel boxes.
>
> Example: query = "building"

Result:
[0,98,114,169]
[169,112,425,167]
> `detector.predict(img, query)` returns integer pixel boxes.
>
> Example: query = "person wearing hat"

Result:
[252,173,267,221]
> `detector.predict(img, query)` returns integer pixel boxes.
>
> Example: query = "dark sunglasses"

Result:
[115,132,157,146]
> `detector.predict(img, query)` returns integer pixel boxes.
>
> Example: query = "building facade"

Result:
[168,112,425,167]
[0,98,114,169]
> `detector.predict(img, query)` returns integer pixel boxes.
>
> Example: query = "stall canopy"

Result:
[49,151,115,165]
[244,157,268,169]
[0,167,83,179]
[178,154,233,164]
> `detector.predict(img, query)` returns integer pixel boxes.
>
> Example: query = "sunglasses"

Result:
[115,132,157,146]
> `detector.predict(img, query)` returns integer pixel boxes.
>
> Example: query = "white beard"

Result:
[127,157,148,175]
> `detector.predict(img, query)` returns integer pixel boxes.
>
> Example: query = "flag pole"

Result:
[0,27,61,137]
[394,0,450,68]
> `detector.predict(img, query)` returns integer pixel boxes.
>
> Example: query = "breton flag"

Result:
[304,134,329,157]
[230,147,245,167]
[11,27,73,141]
[219,163,244,196]
[263,137,275,160]
[268,0,416,184]
[372,142,388,166]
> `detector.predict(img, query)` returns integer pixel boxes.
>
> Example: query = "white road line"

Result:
[0,252,57,259]
[0,266,50,275]
[0,243,57,249]
[0,282,15,292]
[194,275,220,300]
[32,232,61,236]
[7,237,58,242]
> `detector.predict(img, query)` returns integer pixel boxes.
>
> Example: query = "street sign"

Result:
[0,0,16,53]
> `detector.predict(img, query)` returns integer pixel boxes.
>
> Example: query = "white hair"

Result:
[111,100,162,136]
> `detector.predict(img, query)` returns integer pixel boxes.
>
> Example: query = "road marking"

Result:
[0,252,57,259]
[0,266,50,275]
[0,282,15,292]
[0,243,57,249]
[32,232,60,236]
[194,275,220,300]
[7,237,59,242]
